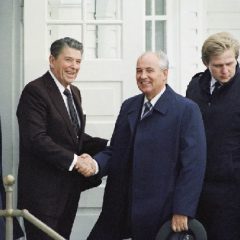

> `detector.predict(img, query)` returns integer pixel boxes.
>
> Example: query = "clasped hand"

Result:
[74,153,96,177]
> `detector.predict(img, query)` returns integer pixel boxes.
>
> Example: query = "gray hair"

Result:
[155,50,169,70]
[140,50,169,70]
[202,32,240,65]
[50,37,83,58]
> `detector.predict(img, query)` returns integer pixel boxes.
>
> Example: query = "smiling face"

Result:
[206,49,237,83]
[49,46,82,87]
[136,52,168,100]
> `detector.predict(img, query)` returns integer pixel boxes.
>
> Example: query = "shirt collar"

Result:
[49,70,71,93]
[143,85,166,107]
[210,76,218,88]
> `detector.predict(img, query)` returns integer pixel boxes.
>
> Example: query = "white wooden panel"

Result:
[207,29,240,40]
[181,46,199,64]
[181,12,198,27]
[96,0,119,19]
[73,81,122,139]
[71,211,99,240]
[181,0,199,10]
[79,181,106,207]
[74,81,122,116]
[180,64,199,95]
[48,4,83,20]
[48,25,83,45]
[180,29,198,47]
[85,122,114,139]
[207,0,240,12]
[207,13,240,29]
[178,0,203,94]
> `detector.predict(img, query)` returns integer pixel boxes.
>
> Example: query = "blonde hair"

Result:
[201,32,240,65]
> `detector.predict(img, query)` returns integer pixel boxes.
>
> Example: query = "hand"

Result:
[75,153,96,177]
[171,214,188,232]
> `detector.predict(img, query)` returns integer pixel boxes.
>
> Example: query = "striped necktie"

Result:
[141,101,152,119]
[212,81,221,95]
[63,89,80,134]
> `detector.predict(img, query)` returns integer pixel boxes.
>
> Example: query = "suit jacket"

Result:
[88,85,206,240]
[17,71,107,217]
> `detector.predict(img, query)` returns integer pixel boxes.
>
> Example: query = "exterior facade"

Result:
[0,0,240,239]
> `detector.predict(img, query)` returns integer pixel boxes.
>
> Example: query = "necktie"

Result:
[211,81,221,95]
[63,89,80,134]
[141,101,152,119]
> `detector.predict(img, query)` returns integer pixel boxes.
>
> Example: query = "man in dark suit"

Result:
[17,37,107,240]
[83,51,206,240]
[186,32,240,240]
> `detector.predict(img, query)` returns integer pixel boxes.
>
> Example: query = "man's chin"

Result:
[219,77,232,83]
[66,78,76,84]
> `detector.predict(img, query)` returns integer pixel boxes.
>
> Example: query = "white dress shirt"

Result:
[141,85,166,118]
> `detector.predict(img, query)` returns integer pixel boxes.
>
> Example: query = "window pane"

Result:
[155,0,165,15]
[155,20,166,51]
[48,0,82,20]
[86,0,121,20]
[145,0,152,15]
[85,25,121,59]
[145,21,152,51]
[47,25,83,46]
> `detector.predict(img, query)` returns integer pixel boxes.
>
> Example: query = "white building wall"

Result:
[176,0,240,95]
[1,0,240,239]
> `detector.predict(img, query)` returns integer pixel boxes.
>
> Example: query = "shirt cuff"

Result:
[69,154,78,171]
[93,159,99,174]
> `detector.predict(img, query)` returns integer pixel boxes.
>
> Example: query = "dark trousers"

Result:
[197,182,240,240]
[24,192,80,240]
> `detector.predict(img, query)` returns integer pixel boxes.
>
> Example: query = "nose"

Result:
[221,65,228,74]
[70,61,80,70]
[140,70,147,78]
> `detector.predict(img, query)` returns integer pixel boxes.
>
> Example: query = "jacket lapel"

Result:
[43,72,78,143]
[127,95,144,133]
[152,85,173,116]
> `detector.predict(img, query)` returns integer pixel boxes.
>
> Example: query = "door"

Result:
[24,0,144,239]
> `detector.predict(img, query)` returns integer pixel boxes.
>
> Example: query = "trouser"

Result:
[197,181,240,240]
[24,192,80,240]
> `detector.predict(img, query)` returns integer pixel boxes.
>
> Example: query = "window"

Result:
[47,0,122,59]
[145,0,166,52]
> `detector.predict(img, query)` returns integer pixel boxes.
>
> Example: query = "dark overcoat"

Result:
[186,66,240,239]
[88,85,206,240]
[186,66,240,183]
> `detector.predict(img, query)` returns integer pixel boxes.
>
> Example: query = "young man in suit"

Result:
[81,51,206,240]
[186,32,240,240]
[17,37,107,240]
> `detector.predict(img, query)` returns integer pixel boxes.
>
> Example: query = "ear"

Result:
[163,69,168,81]
[49,55,55,68]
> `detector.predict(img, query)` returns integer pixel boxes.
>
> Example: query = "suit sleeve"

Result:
[173,101,206,217]
[17,84,74,171]
[81,133,108,156]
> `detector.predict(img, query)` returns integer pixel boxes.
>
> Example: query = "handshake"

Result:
[74,153,97,177]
